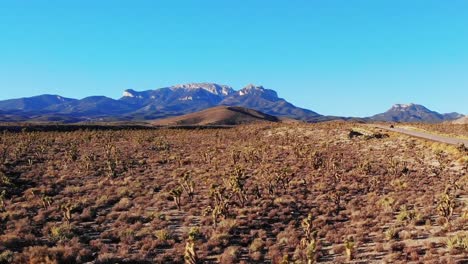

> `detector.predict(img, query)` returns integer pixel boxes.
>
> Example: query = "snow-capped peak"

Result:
[123,89,136,97]
[243,84,264,90]
[392,103,414,108]
[122,89,143,98]
[171,83,234,96]
[239,84,265,96]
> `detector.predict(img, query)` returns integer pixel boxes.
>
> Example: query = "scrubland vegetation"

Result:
[0,122,466,263]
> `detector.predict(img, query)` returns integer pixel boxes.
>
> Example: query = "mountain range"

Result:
[0,83,464,123]
[0,83,322,122]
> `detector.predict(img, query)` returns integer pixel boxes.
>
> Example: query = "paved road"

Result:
[371,124,468,146]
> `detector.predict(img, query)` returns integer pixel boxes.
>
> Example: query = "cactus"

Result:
[0,142,11,166]
[0,171,12,187]
[329,192,342,215]
[275,167,293,190]
[41,195,52,209]
[226,166,248,207]
[66,143,79,162]
[169,187,183,210]
[300,213,318,263]
[106,159,117,178]
[184,239,198,264]
[82,154,95,171]
[305,239,317,264]
[180,172,195,201]
[211,201,229,228]
[388,157,400,176]
[301,213,317,243]
[60,202,75,222]
[184,228,199,264]
[0,190,6,212]
[188,227,200,240]
[208,184,230,227]
[437,192,455,225]
[280,254,290,264]
[104,144,120,178]
[344,237,355,261]
[311,151,324,170]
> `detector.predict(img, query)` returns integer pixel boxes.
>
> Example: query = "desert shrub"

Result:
[14,245,81,264]
[445,232,468,252]
[384,226,400,241]
[219,246,240,264]
[0,250,13,264]
[249,237,264,253]
[113,197,132,211]
[396,205,420,224]
[155,229,172,241]
[49,223,74,242]
[378,196,395,212]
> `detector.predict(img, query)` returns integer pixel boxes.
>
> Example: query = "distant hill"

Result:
[371,104,463,123]
[451,116,468,124]
[0,95,76,112]
[152,106,280,126]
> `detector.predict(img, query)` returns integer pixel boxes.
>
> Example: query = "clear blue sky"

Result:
[1,0,467,117]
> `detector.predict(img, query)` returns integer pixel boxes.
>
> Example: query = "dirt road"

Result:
[371,124,468,146]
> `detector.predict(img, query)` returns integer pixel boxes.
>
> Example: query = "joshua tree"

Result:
[226,166,248,207]
[0,142,10,166]
[184,228,199,264]
[275,167,294,191]
[437,192,455,225]
[211,201,230,228]
[169,187,183,210]
[230,150,241,165]
[311,151,324,170]
[208,185,230,227]
[388,157,400,176]
[344,236,355,261]
[305,239,317,264]
[66,143,79,162]
[0,190,6,212]
[329,193,342,215]
[82,154,95,171]
[180,172,195,201]
[300,214,318,264]
[301,213,316,244]
[106,159,117,178]
[184,239,198,264]
[41,195,52,209]
[105,144,120,178]
[280,254,290,264]
[61,202,75,222]
[0,171,11,187]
